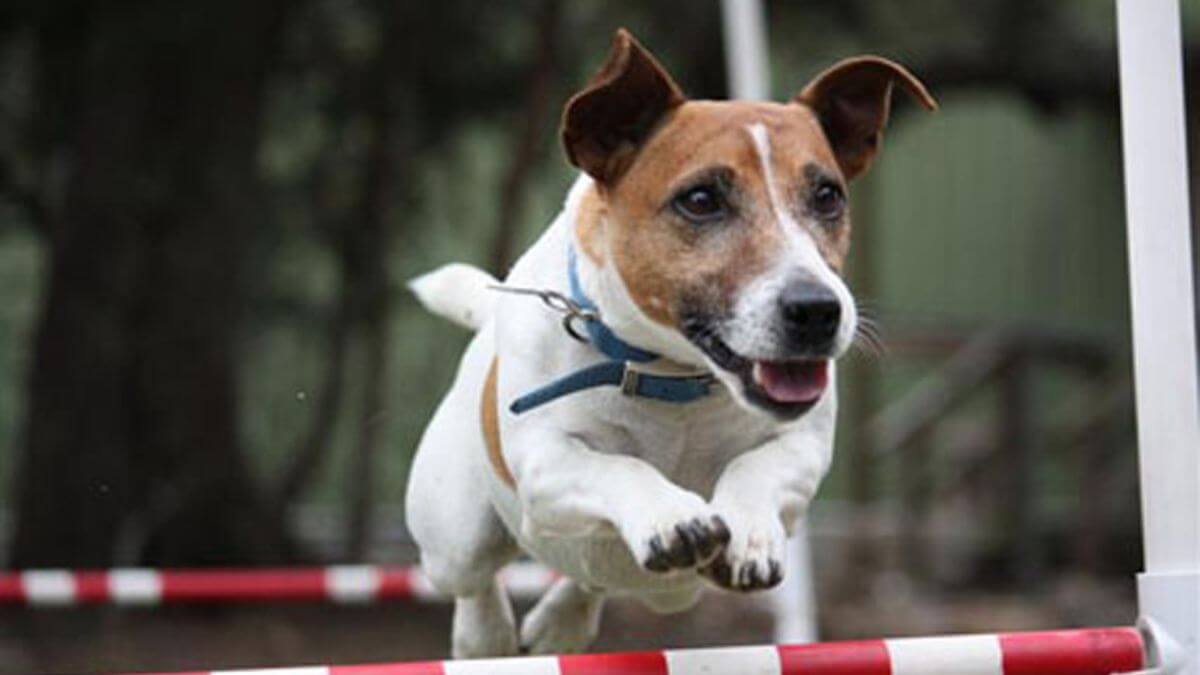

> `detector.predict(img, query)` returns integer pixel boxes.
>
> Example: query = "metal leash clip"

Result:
[488,284,598,344]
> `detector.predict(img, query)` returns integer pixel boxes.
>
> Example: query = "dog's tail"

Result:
[407,263,498,331]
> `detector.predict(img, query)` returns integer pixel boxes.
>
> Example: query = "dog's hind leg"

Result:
[421,508,520,658]
[519,577,605,654]
[452,578,519,658]
[409,412,520,657]
[406,328,520,657]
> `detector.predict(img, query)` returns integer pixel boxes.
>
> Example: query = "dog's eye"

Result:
[810,182,845,219]
[673,185,726,223]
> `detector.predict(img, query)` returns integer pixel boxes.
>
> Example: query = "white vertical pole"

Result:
[1116,0,1200,672]
[720,0,818,643]
[720,0,770,100]
[770,521,818,643]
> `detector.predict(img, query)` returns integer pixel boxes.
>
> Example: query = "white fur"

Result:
[408,263,499,331]
[519,577,604,654]
[406,172,837,657]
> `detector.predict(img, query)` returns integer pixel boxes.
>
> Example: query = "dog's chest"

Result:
[577,392,776,498]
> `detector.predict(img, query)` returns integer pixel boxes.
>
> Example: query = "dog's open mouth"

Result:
[751,360,828,404]
[683,318,829,419]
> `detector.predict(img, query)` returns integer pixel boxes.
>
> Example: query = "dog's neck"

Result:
[566,175,710,373]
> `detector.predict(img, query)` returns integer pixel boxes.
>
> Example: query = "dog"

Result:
[406,29,935,658]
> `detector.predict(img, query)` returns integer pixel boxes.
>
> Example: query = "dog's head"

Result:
[564,29,936,420]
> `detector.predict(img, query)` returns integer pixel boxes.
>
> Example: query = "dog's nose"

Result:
[778,281,840,350]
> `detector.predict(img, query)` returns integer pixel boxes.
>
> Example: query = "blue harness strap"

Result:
[509,247,714,414]
[509,361,714,414]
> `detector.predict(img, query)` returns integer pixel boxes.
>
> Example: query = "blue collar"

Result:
[509,247,715,414]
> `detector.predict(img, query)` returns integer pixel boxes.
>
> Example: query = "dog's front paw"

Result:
[619,492,730,573]
[699,507,786,591]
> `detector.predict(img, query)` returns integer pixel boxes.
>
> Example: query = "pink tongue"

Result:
[753,360,828,403]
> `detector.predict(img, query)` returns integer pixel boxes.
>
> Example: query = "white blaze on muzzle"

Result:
[722,122,857,359]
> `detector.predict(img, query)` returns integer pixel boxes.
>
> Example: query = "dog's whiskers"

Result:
[850,303,886,361]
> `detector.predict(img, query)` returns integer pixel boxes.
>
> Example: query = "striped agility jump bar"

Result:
[0,563,554,606]
[126,627,1145,675]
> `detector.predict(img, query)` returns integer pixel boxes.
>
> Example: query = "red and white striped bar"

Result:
[125,627,1144,675]
[0,563,554,607]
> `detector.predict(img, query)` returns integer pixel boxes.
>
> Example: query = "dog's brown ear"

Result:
[795,56,937,180]
[562,29,685,185]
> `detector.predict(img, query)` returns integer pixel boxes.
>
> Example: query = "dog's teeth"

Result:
[751,362,766,387]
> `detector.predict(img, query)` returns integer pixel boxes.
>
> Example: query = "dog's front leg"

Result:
[700,429,830,591]
[511,428,729,573]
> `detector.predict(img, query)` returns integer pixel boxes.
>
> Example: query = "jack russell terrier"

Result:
[406,29,935,658]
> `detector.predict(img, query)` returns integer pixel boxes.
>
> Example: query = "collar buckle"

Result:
[619,365,641,396]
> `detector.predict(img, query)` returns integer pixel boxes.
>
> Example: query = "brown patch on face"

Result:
[814,227,851,273]
[481,357,515,489]
[818,220,851,273]
[574,184,607,266]
[593,100,851,328]
[800,161,853,273]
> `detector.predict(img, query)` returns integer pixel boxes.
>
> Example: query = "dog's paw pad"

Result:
[739,557,782,589]
[698,512,786,591]
[701,554,782,591]
[640,515,729,573]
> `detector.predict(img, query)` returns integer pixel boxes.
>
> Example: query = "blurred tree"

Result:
[342,0,402,561]
[263,0,537,556]
[3,0,544,565]
[490,0,562,275]
[9,1,295,566]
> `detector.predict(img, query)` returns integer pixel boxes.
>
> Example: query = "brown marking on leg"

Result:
[481,358,516,489]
